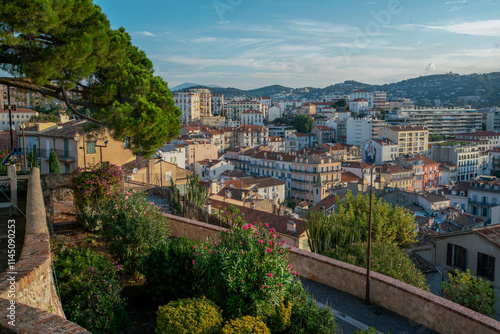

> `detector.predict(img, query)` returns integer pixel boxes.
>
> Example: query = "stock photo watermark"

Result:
[6,219,16,327]
[213,0,244,22]
[342,0,403,62]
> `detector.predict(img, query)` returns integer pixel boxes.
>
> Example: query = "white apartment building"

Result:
[241,110,264,126]
[267,124,295,138]
[431,144,479,181]
[0,108,37,130]
[267,106,281,122]
[173,91,200,123]
[361,138,398,165]
[397,108,482,136]
[372,91,389,110]
[195,159,234,181]
[348,98,369,113]
[237,125,269,148]
[210,93,224,116]
[226,101,264,121]
[159,144,187,169]
[454,131,500,151]
[346,118,371,146]
[268,136,286,152]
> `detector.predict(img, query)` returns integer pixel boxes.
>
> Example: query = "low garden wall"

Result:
[166,213,500,334]
[0,168,88,333]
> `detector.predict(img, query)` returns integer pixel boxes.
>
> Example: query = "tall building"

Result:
[226,101,264,121]
[372,91,389,110]
[210,93,224,116]
[379,125,429,156]
[431,144,479,181]
[190,88,212,118]
[173,91,200,123]
[397,108,482,136]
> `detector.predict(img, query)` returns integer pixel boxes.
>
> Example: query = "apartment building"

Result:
[268,136,286,152]
[379,125,429,156]
[267,124,295,138]
[226,101,264,121]
[241,110,264,125]
[200,116,225,127]
[237,125,269,148]
[173,91,200,123]
[348,98,369,113]
[361,138,398,165]
[380,163,413,190]
[372,91,389,110]
[311,125,335,145]
[195,159,234,181]
[397,108,482,136]
[396,155,440,192]
[210,93,224,116]
[190,88,212,118]
[453,131,500,151]
[0,108,38,130]
[286,132,315,152]
[431,144,479,181]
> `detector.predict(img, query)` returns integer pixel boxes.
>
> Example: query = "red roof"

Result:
[341,171,360,182]
[475,225,500,249]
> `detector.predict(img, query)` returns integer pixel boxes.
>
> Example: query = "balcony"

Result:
[469,201,499,207]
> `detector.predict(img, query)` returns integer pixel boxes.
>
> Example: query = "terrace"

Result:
[1,169,500,333]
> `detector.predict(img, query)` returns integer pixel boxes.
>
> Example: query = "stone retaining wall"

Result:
[166,213,500,334]
[0,168,67,332]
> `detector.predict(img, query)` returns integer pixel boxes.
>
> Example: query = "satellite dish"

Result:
[133,168,139,174]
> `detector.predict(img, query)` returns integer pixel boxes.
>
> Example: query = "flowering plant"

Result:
[72,163,123,212]
[193,223,297,319]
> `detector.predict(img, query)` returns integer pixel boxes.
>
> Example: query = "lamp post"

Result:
[357,165,385,305]
[95,140,108,164]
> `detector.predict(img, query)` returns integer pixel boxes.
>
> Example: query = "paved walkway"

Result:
[147,194,438,334]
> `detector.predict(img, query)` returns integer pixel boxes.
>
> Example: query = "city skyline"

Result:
[27,1,500,89]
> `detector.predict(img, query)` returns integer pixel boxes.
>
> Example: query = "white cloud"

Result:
[133,31,156,37]
[425,62,436,74]
[393,20,500,37]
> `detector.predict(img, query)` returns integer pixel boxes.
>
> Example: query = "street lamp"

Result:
[357,165,385,305]
[95,140,108,164]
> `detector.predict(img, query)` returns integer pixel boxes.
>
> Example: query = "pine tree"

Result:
[0,0,181,157]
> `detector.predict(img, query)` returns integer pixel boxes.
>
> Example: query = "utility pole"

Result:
[22,123,27,169]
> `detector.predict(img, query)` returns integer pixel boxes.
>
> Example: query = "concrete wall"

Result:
[166,213,500,334]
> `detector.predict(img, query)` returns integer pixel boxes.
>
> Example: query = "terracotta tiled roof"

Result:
[0,131,18,150]
[341,171,360,182]
[408,252,437,274]
[121,157,148,175]
[0,108,37,114]
[381,163,412,174]
[224,179,252,189]
[241,176,286,188]
[208,198,305,237]
[38,120,86,139]
[314,125,334,131]
[418,193,449,203]
[310,194,345,212]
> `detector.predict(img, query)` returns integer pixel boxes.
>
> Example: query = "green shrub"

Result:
[53,246,128,333]
[355,328,382,334]
[261,298,292,334]
[100,190,171,270]
[155,297,223,334]
[193,223,297,318]
[441,269,498,316]
[221,315,271,334]
[140,237,201,303]
[325,241,429,291]
[289,299,337,334]
[49,150,61,173]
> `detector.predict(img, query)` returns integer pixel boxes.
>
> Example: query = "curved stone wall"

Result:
[0,168,87,333]
[165,213,500,334]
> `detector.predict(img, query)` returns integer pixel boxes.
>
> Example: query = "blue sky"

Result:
[94,0,500,89]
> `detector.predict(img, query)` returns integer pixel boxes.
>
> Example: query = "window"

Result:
[447,243,466,271]
[86,142,96,154]
[477,253,495,281]
[64,163,70,173]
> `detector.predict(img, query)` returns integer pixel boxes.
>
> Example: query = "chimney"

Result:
[287,220,296,232]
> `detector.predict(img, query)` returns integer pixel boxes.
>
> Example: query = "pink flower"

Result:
[289,247,292,250]
[192,260,195,265]
[265,223,269,227]
[239,241,242,244]
[268,273,273,277]
[258,239,264,244]
[241,250,244,254]
[193,245,197,249]
[293,271,297,275]
[282,240,285,244]
[280,249,283,253]
[267,248,272,253]
[278,242,282,246]
[280,284,283,287]
[267,285,270,288]
[268,240,273,245]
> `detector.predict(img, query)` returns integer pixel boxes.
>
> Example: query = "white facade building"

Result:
[267,106,281,122]
[346,118,372,146]
[174,91,200,123]
[241,110,264,126]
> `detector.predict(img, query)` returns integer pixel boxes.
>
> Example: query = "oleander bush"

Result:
[53,246,128,333]
[72,163,123,214]
[289,298,337,334]
[155,297,223,334]
[192,223,298,319]
[100,190,171,270]
[140,237,201,303]
[221,315,271,334]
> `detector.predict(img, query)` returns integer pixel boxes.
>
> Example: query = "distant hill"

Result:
[169,72,500,107]
[170,82,224,91]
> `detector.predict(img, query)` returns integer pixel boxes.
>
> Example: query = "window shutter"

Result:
[488,256,495,281]
[477,252,484,277]
[447,243,452,266]
[461,248,467,271]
